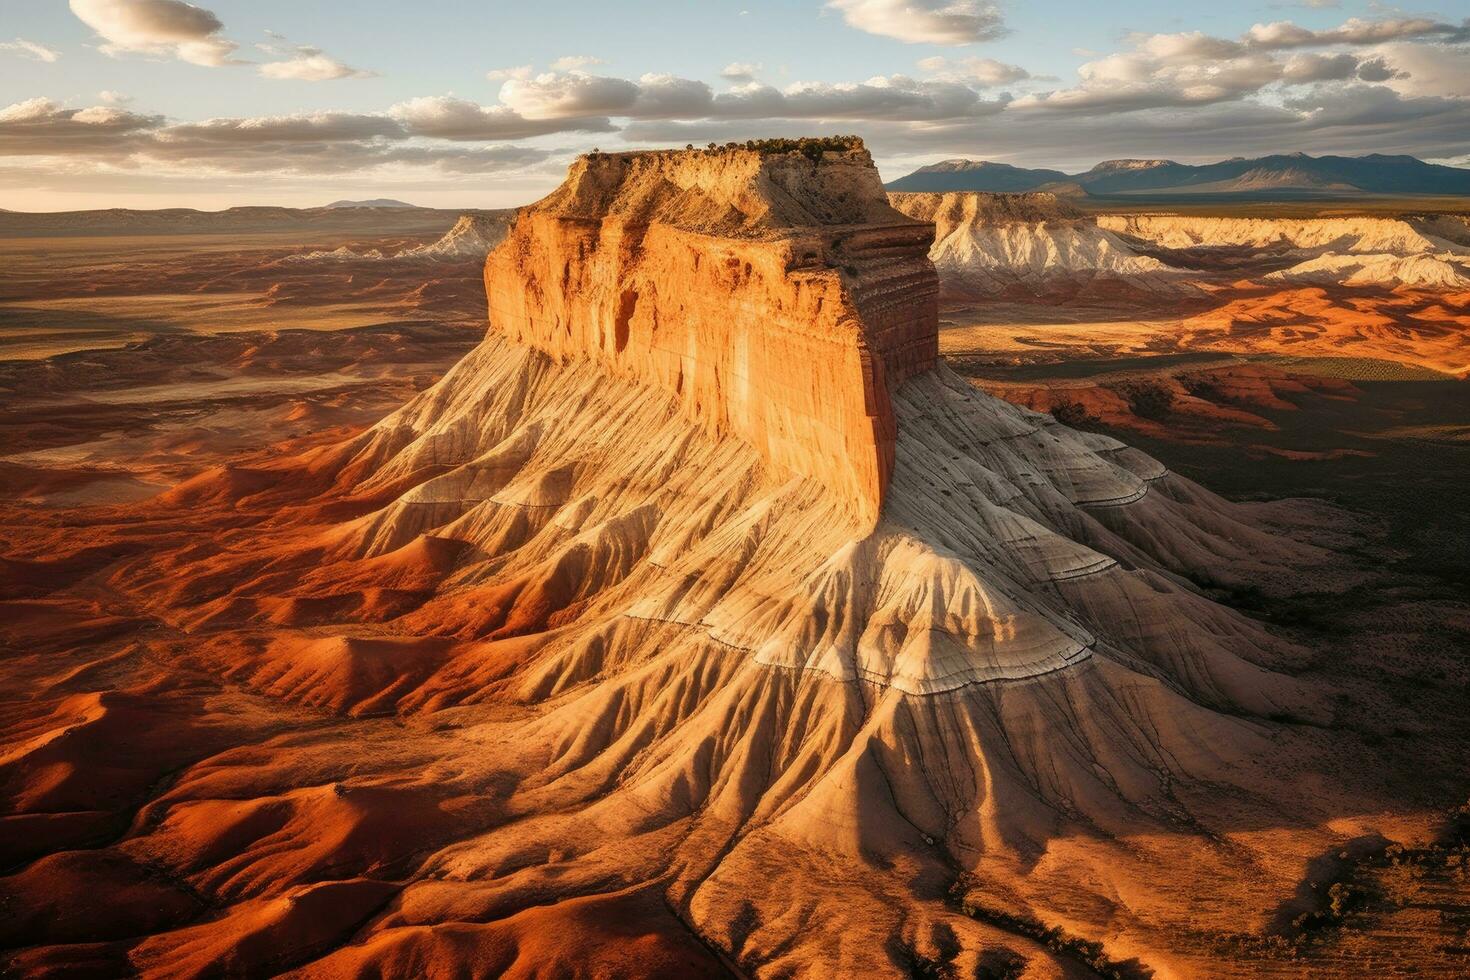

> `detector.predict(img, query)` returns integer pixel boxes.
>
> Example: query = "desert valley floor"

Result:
[2,156,1469,979]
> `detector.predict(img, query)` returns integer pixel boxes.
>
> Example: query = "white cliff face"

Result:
[396,213,513,260]
[891,192,1193,295]
[284,212,514,264]
[1266,251,1470,289]
[1099,213,1470,255]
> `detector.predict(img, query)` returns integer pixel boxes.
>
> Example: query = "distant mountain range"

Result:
[885,153,1470,199]
[322,198,422,209]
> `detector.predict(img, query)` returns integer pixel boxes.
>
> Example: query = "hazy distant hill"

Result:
[323,198,422,209]
[884,160,1070,193]
[887,152,1470,199]
[0,205,478,238]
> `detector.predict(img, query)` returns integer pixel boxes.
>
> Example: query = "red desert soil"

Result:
[2,148,1469,978]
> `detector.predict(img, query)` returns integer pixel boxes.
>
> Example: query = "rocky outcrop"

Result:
[1266,251,1470,289]
[285,212,514,264]
[890,191,1192,297]
[1099,213,1470,254]
[484,141,938,527]
[400,212,514,260]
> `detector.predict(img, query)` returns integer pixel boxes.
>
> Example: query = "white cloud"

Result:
[1133,32,1245,62]
[159,112,404,144]
[721,62,763,83]
[1014,51,1288,114]
[99,90,133,104]
[826,0,1006,46]
[1245,17,1467,50]
[0,38,62,63]
[69,0,239,66]
[917,55,1029,86]
[0,97,161,153]
[1007,18,1470,117]
[0,98,556,179]
[1372,42,1470,98]
[259,52,373,81]
[499,72,641,118]
[549,54,605,71]
[486,65,533,82]
[389,95,616,140]
[711,75,1001,121]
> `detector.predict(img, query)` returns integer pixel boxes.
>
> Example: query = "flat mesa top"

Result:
[527,137,922,238]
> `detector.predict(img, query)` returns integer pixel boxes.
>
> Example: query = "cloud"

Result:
[0,97,162,154]
[494,69,1002,123]
[159,112,405,144]
[1132,32,1245,62]
[917,55,1029,86]
[147,115,549,175]
[1014,52,1286,114]
[826,0,1006,46]
[499,72,642,118]
[389,95,616,140]
[1244,17,1469,50]
[1371,42,1470,98]
[1008,17,1470,117]
[1280,51,1356,82]
[1,38,62,63]
[99,90,133,104]
[69,0,239,66]
[259,52,374,81]
[0,97,557,179]
[486,65,533,82]
[721,62,763,83]
[711,76,1001,121]
[549,55,605,71]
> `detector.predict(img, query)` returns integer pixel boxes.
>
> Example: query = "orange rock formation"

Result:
[484,141,938,526]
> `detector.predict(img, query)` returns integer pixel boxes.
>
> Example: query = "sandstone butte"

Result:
[484,140,939,527]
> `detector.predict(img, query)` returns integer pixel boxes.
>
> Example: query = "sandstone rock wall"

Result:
[485,144,937,525]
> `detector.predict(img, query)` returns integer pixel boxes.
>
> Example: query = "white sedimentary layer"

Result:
[1099,213,1470,255]
[284,213,512,264]
[891,192,1193,294]
[1265,250,1470,288]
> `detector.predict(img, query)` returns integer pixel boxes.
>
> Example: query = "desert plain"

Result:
[0,144,1468,980]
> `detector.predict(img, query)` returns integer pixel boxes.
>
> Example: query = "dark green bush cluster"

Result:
[755,136,864,158]
[701,136,864,159]
[1291,880,1367,932]
[588,136,864,164]
[1049,399,1095,429]
[1118,380,1175,420]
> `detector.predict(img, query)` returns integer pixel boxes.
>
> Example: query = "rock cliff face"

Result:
[484,143,938,526]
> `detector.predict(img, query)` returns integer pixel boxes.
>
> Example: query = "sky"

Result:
[1,0,1468,210]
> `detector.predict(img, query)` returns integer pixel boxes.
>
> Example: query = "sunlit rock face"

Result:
[484,141,938,527]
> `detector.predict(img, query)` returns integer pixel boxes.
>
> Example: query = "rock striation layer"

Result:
[484,142,938,526]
